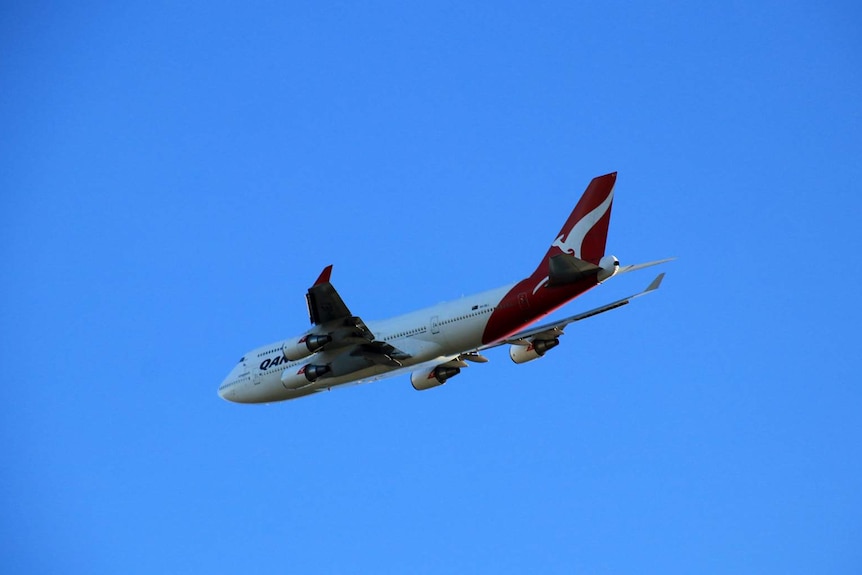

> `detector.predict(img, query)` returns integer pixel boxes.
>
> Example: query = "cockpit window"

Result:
[238,357,245,363]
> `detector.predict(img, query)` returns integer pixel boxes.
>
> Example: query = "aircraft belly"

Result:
[238,372,313,403]
[309,363,403,390]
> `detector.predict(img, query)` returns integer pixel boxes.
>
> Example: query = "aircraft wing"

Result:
[306,265,353,325]
[304,265,372,337]
[305,265,411,363]
[487,273,665,347]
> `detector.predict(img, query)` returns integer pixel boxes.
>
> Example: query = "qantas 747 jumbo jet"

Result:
[219,172,671,403]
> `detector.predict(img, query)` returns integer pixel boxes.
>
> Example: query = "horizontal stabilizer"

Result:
[617,257,675,275]
[547,254,602,286]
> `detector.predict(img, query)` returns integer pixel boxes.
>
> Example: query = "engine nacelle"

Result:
[598,254,619,282]
[509,338,560,364]
[282,333,332,361]
[411,365,462,390]
[281,363,330,389]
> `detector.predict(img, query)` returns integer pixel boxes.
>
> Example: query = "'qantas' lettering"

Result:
[259,355,288,371]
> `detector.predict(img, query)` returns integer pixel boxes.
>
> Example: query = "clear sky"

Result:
[2,2,861,573]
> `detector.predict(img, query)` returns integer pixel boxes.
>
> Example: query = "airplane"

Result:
[218,172,671,404]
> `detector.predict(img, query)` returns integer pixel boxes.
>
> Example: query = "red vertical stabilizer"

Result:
[542,171,616,267]
[482,172,617,344]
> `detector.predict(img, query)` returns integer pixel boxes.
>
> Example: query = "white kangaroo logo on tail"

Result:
[551,189,614,258]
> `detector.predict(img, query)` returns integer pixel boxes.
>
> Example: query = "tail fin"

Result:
[545,172,616,266]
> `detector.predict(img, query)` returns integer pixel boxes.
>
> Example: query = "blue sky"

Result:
[2,2,861,573]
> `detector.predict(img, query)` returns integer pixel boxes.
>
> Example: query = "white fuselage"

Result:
[218,284,514,403]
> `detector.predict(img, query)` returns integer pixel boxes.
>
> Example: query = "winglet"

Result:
[313,265,333,286]
[645,272,665,293]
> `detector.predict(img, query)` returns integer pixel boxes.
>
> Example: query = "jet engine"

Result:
[411,365,462,390]
[598,255,619,282]
[281,353,375,390]
[509,337,560,364]
[282,333,332,361]
[281,364,330,389]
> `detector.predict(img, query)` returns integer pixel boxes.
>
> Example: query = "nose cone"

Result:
[220,357,250,403]
[218,376,234,402]
[219,367,245,402]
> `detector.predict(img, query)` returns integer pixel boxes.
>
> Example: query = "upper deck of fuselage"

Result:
[369,283,513,344]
